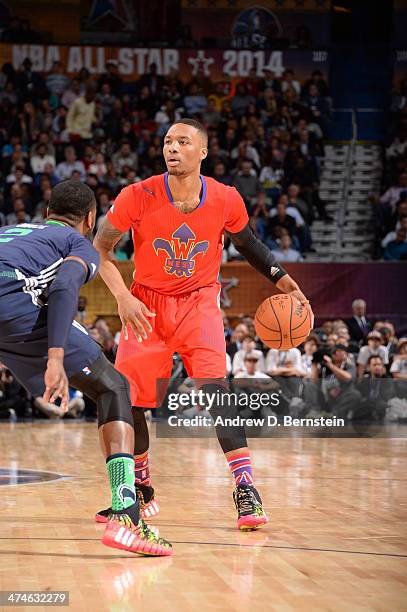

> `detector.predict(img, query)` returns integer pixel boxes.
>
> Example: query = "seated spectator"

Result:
[232,335,265,376]
[381,216,407,249]
[212,161,232,186]
[383,228,407,260]
[311,344,359,419]
[378,325,399,361]
[281,69,301,96]
[88,152,107,179]
[357,355,394,421]
[265,347,303,399]
[301,83,330,126]
[46,61,70,96]
[6,199,31,225]
[269,195,313,253]
[112,141,138,174]
[201,97,221,128]
[270,233,303,262]
[266,200,299,250]
[300,335,319,376]
[61,78,81,109]
[259,159,284,200]
[231,84,255,118]
[183,83,207,117]
[302,69,330,97]
[390,338,407,398]
[75,296,88,325]
[232,159,262,214]
[30,143,56,174]
[227,323,249,360]
[357,331,389,380]
[346,299,372,343]
[379,172,407,214]
[55,146,86,181]
[98,60,123,96]
[6,165,33,186]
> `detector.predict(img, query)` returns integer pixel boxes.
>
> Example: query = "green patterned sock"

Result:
[106,454,136,512]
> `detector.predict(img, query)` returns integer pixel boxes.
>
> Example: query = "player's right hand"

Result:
[43,358,69,411]
[117,293,156,342]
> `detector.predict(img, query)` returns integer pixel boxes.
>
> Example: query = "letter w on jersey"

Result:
[153,223,209,278]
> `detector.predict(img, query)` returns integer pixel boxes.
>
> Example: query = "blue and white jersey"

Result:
[0,221,99,318]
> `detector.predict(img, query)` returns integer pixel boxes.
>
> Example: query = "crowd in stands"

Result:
[2,297,406,422]
[374,76,407,260]
[0,56,332,262]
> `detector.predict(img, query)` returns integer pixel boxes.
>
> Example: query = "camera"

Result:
[312,348,331,365]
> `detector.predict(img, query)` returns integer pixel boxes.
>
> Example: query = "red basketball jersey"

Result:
[107,173,248,295]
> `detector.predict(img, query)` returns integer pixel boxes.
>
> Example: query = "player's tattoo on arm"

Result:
[94,218,124,254]
[226,223,287,283]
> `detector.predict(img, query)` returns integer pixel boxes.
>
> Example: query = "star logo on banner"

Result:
[219,275,239,308]
[187,50,215,76]
[88,0,130,27]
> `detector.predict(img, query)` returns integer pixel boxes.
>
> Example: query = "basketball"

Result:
[254,294,313,350]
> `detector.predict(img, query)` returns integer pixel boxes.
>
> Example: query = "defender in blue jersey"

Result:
[0,180,172,557]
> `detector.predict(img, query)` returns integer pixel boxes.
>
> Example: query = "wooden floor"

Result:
[0,422,406,612]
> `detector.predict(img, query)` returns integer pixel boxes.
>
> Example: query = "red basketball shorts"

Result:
[115,282,226,407]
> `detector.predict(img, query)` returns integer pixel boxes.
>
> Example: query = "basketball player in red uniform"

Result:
[94,119,312,530]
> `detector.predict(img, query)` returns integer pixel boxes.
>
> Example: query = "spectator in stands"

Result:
[112,141,138,174]
[302,84,330,127]
[265,346,303,399]
[381,216,407,249]
[46,61,70,97]
[357,355,394,421]
[227,323,249,360]
[231,84,255,118]
[383,228,407,260]
[76,296,88,325]
[346,299,372,343]
[233,159,262,213]
[312,344,360,419]
[379,172,407,213]
[302,70,330,97]
[213,161,232,186]
[183,83,207,117]
[66,85,97,140]
[30,143,56,174]
[55,146,86,181]
[390,338,407,398]
[357,331,389,381]
[267,200,299,250]
[270,233,303,262]
[98,60,123,96]
[61,78,81,109]
[232,335,265,376]
[378,325,399,360]
[6,199,31,225]
[281,69,301,95]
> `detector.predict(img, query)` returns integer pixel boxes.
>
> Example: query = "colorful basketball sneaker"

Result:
[102,509,172,557]
[95,484,159,523]
[233,483,269,531]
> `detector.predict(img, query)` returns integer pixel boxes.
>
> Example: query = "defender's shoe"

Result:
[102,510,172,557]
[96,484,159,523]
[233,483,269,531]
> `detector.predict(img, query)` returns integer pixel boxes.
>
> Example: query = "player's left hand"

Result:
[288,290,315,329]
[43,358,69,412]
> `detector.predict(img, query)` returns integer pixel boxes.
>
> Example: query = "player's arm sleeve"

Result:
[47,260,88,350]
[226,223,287,284]
[106,183,143,233]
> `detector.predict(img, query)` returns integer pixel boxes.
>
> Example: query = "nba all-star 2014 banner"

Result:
[0,44,328,82]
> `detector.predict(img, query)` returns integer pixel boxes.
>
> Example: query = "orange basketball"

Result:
[254,294,313,350]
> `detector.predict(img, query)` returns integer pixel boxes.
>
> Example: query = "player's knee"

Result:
[97,369,133,428]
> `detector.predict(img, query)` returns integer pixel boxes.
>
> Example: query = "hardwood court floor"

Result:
[0,422,406,612]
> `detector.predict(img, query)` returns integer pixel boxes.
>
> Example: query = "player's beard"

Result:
[167,166,187,176]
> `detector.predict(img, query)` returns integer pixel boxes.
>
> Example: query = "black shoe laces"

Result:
[236,487,257,513]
